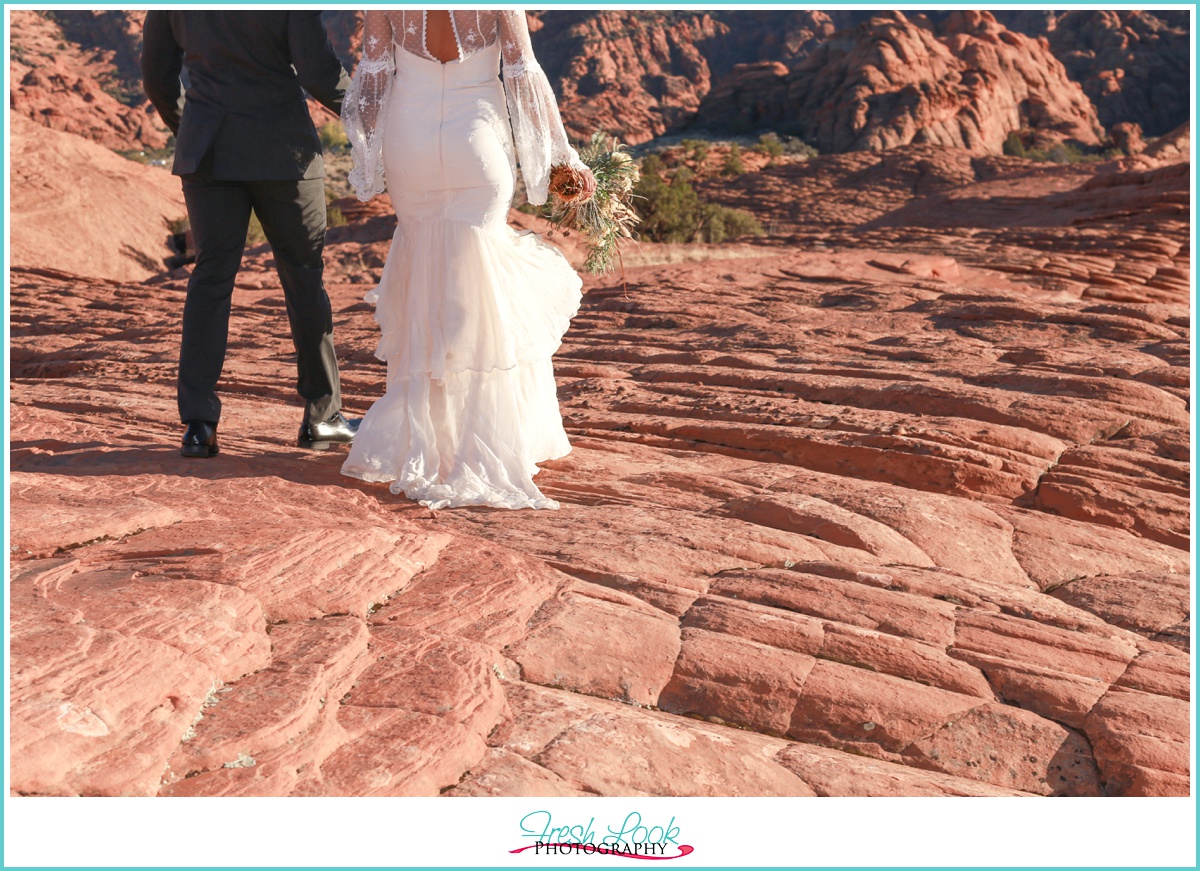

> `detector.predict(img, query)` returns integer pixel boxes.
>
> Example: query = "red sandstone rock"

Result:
[1084,687,1190,796]
[995,506,1189,592]
[506,581,681,706]
[1051,568,1190,652]
[1009,10,1190,138]
[9,10,169,151]
[818,622,993,698]
[9,558,261,795]
[721,493,936,567]
[8,115,185,282]
[1111,122,1146,156]
[901,702,1104,795]
[162,616,369,781]
[710,569,958,648]
[681,596,825,657]
[1113,649,1190,701]
[775,741,1029,796]
[788,660,981,757]
[658,627,816,735]
[530,11,723,145]
[478,682,815,797]
[699,11,1103,155]
[1135,122,1190,169]
[8,116,1189,800]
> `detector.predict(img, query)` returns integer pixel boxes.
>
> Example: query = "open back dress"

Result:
[339,10,586,509]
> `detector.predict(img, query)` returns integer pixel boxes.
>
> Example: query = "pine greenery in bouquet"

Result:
[544,131,641,275]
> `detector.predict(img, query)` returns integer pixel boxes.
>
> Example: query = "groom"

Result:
[141,11,358,457]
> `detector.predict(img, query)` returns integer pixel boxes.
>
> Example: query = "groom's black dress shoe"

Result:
[297,413,360,450]
[180,420,219,458]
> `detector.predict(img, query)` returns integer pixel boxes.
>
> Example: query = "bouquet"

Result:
[544,131,641,275]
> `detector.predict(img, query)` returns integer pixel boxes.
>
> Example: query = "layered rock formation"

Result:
[523,10,723,144]
[8,114,185,281]
[20,9,1188,155]
[995,10,1190,137]
[9,10,169,150]
[698,11,1103,154]
[42,9,147,87]
[10,135,1189,797]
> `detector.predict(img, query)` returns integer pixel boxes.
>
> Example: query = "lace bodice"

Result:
[342,9,583,204]
[376,10,495,65]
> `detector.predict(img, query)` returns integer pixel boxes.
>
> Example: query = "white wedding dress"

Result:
[339,10,586,510]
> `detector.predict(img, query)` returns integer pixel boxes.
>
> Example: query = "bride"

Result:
[339,10,595,510]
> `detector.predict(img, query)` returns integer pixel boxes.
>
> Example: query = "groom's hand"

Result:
[288,12,352,117]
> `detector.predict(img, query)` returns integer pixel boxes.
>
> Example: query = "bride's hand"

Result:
[549,164,596,203]
[576,166,597,202]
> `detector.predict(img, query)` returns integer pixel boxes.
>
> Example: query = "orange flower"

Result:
[549,164,586,203]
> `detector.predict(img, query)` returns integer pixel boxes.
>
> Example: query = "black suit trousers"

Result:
[178,166,340,425]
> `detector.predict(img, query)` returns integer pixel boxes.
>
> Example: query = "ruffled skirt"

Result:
[340,46,581,509]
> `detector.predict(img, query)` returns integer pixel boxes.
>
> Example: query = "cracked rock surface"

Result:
[9,134,1189,797]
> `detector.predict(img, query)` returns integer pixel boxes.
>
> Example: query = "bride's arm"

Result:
[342,10,394,202]
[498,10,592,205]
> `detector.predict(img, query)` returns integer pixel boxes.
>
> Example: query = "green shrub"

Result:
[103,82,138,106]
[722,143,745,176]
[318,121,349,152]
[752,132,784,161]
[680,137,710,164]
[634,164,703,243]
[633,159,765,244]
[1005,134,1108,164]
[641,153,666,177]
[1049,142,1094,164]
[704,205,765,243]
[247,211,266,246]
[1002,131,1026,158]
[115,135,176,166]
[783,137,819,159]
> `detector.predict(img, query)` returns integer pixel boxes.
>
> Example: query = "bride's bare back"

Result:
[424,10,458,63]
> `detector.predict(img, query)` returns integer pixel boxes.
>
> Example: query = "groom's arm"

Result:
[140,10,185,134]
[288,12,352,117]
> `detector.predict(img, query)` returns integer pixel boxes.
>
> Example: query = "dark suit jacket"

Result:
[141,11,351,180]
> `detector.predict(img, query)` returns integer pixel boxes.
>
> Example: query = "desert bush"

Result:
[634,163,703,243]
[319,121,349,152]
[1002,131,1027,158]
[1004,133,1115,164]
[116,135,176,167]
[705,205,765,243]
[680,137,710,164]
[247,211,267,246]
[752,132,784,161]
[634,158,764,244]
[322,185,348,228]
[782,137,818,158]
[722,142,745,176]
[102,82,140,106]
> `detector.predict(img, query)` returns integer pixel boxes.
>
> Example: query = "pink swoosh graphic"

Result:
[508,843,694,860]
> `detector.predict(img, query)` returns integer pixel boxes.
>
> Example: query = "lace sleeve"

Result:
[498,10,583,206]
[342,10,394,202]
